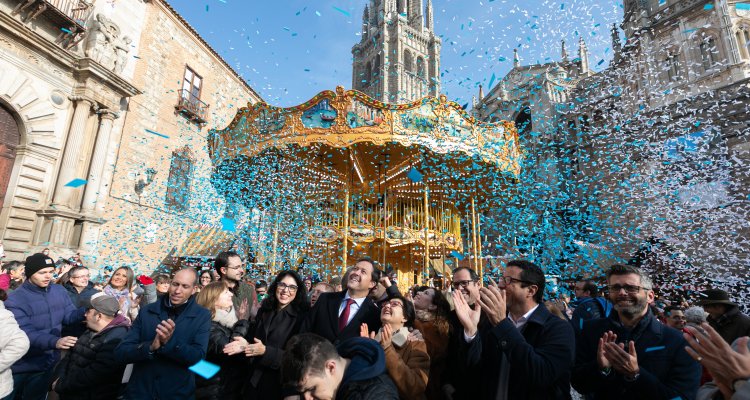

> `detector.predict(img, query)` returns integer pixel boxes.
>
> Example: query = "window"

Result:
[165,147,194,212]
[182,66,202,102]
[736,28,750,60]
[416,57,425,78]
[699,37,719,71]
[403,50,413,73]
[666,51,681,81]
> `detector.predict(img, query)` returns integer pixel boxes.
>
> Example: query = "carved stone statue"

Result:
[85,13,130,74]
[113,36,132,74]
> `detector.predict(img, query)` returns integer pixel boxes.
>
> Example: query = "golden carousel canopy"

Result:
[208,87,521,279]
[209,86,521,203]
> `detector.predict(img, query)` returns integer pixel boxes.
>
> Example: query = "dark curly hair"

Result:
[260,270,310,314]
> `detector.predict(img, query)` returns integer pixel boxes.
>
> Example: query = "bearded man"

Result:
[571,264,700,400]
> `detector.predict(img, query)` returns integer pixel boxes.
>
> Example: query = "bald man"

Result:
[115,268,211,399]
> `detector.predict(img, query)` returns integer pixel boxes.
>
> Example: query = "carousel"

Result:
[208,86,521,291]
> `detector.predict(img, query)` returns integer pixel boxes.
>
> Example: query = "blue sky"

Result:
[169,0,623,107]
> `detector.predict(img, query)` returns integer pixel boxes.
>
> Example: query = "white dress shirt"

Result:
[338,292,367,326]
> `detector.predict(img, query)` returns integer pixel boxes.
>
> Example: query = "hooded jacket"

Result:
[335,337,399,400]
[4,281,85,374]
[52,314,131,400]
[0,301,30,398]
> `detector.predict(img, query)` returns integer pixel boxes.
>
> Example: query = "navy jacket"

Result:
[572,310,701,400]
[62,282,99,337]
[115,296,211,400]
[5,281,85,374]
[571,297,604,334]
[462,304,575,399]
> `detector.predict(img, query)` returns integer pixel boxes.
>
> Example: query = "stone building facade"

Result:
[0,0,262,272]
[351,0,441,103]
[475,0,750,279]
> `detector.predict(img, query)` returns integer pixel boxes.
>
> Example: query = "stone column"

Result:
[52,97,93,211]
[81,110,117,214]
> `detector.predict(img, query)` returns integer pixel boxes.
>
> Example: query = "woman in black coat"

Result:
[194,281,250,400]
[224,270,309,400]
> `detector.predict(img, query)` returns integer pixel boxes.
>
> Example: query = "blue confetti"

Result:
[64,179,87,188]
[737,3,750,10]
[406,168,423,183]
[189,360,220,379]
[332,6,350,16]
[450,251,464,260]
[221,217,236,232]
[704,4,714,9]
[145,129,169,139]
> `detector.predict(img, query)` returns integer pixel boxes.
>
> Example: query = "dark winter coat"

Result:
[462,304,575,400]
[572,309,701,400]
[195,318,249,400]
[335,337,399,400]
[61,282,99,337]
[243,305,305,400]
[52,314,131,400]
[707,305,750,345]
[4,281,85,374]
[444,305,492,399]
[300,291,382,345]
[114,296,211,400]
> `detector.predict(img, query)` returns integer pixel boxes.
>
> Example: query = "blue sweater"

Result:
[5,281,85,373]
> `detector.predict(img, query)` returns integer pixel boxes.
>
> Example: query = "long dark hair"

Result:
[261,270,310,314]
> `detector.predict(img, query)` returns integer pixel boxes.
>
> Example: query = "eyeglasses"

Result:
[499,276,534,286]
[607,284,650,294]
[452,280,477,289]
[277,283,298,292]
[383,300,404,309]
[71,275,90,279]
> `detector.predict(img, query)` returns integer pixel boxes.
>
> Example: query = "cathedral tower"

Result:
[351,0,442,103]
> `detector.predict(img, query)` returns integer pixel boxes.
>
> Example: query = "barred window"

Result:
[165,147,194,211]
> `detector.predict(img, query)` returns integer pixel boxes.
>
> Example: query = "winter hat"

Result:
[88,292,121,317]
[24,253,55,278]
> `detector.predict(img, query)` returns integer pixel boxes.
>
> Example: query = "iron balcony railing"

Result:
[176,89,209,125]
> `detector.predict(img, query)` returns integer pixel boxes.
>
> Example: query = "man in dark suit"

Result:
[454,260,575,399]
[301,257,382,344]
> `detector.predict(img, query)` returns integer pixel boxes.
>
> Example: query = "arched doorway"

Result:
[515,105,532,135]
[0,103,21,211]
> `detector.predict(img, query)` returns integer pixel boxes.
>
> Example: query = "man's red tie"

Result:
[338,298,356,332]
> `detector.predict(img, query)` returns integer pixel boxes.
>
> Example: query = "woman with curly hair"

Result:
[412,286,452,399]
[224,270,309,400]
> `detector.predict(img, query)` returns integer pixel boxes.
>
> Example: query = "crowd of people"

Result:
[0,249,749,400]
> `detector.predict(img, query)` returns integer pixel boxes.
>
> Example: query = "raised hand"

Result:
[597,331,617,369]
[150,319,175,351]
[603,339,639,379]
[360,323,370,338]
[685,323,750,397]
[478,282,506,326]
[380,323,393,349]
[238,298,250,320]
[452,291,480,338]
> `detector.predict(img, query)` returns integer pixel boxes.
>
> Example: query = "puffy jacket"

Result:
[195,318,249,400]
[0,301,30,398]
[62,282,99,337]
[114,296,211,400]
[4,281,84,374]
[52,314,131,400]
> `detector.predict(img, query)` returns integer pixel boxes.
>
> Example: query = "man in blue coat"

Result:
[571,264,701,400]
[4,253,85,400]
[115,267,210,400]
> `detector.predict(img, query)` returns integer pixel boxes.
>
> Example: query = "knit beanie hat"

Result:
[24,253,55,278]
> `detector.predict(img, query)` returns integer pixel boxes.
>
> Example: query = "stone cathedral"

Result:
[351,0,441,103]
